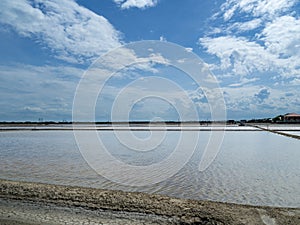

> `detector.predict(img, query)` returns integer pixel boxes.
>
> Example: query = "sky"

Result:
[0,0,300,121]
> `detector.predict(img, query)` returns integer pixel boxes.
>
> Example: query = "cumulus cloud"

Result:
[199,0,300,80]
[261,16,300,58]
[113,0,158,9]
[222,85,300,118]
[0,0,121,64]
[200,36,279,75]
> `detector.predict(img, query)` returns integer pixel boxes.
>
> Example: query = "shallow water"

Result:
[0,129,299,207]
[280,131,300,137]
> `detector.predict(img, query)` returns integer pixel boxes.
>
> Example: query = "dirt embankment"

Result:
[0,179,299,225]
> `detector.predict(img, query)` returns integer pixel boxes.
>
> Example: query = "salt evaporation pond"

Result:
[0,128,299,207]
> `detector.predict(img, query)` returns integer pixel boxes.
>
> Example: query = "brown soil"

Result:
[0,179,299,224]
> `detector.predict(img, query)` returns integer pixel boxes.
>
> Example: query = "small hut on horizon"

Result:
[283,113,300,123]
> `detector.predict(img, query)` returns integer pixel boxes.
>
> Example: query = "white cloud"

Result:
[290,78,300,86]
[0,0,121,64]
[222,85,300,117]
[222,3,238,21]
[200,0,300,117]
[261,16,300,58]
[200,36,279,75]
[221,0,296,20]
[228,77,258,87]
[91,47,170,79]
[159,36,167,42]
[24,106,43,113]
[113,0,158,9]
[185,47,193,52]
[200,34,300,78]
[199,0,300,80]
[229,18,262,32]
[96,80,198,121]
[253,0,296,18]
[0,64,83,120]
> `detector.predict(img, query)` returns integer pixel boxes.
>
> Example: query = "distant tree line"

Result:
[1,114,299,125]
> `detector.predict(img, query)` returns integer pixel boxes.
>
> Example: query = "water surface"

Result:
[0,129,299,207]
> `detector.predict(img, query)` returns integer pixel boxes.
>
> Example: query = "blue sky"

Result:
[0,0,300,121]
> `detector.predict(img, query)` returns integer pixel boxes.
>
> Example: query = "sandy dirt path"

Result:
[0,179,299,224]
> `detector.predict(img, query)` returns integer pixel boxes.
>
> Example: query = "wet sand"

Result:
[0,179,299,224]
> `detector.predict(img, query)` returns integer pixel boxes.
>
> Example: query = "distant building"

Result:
[283,113,300,123]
